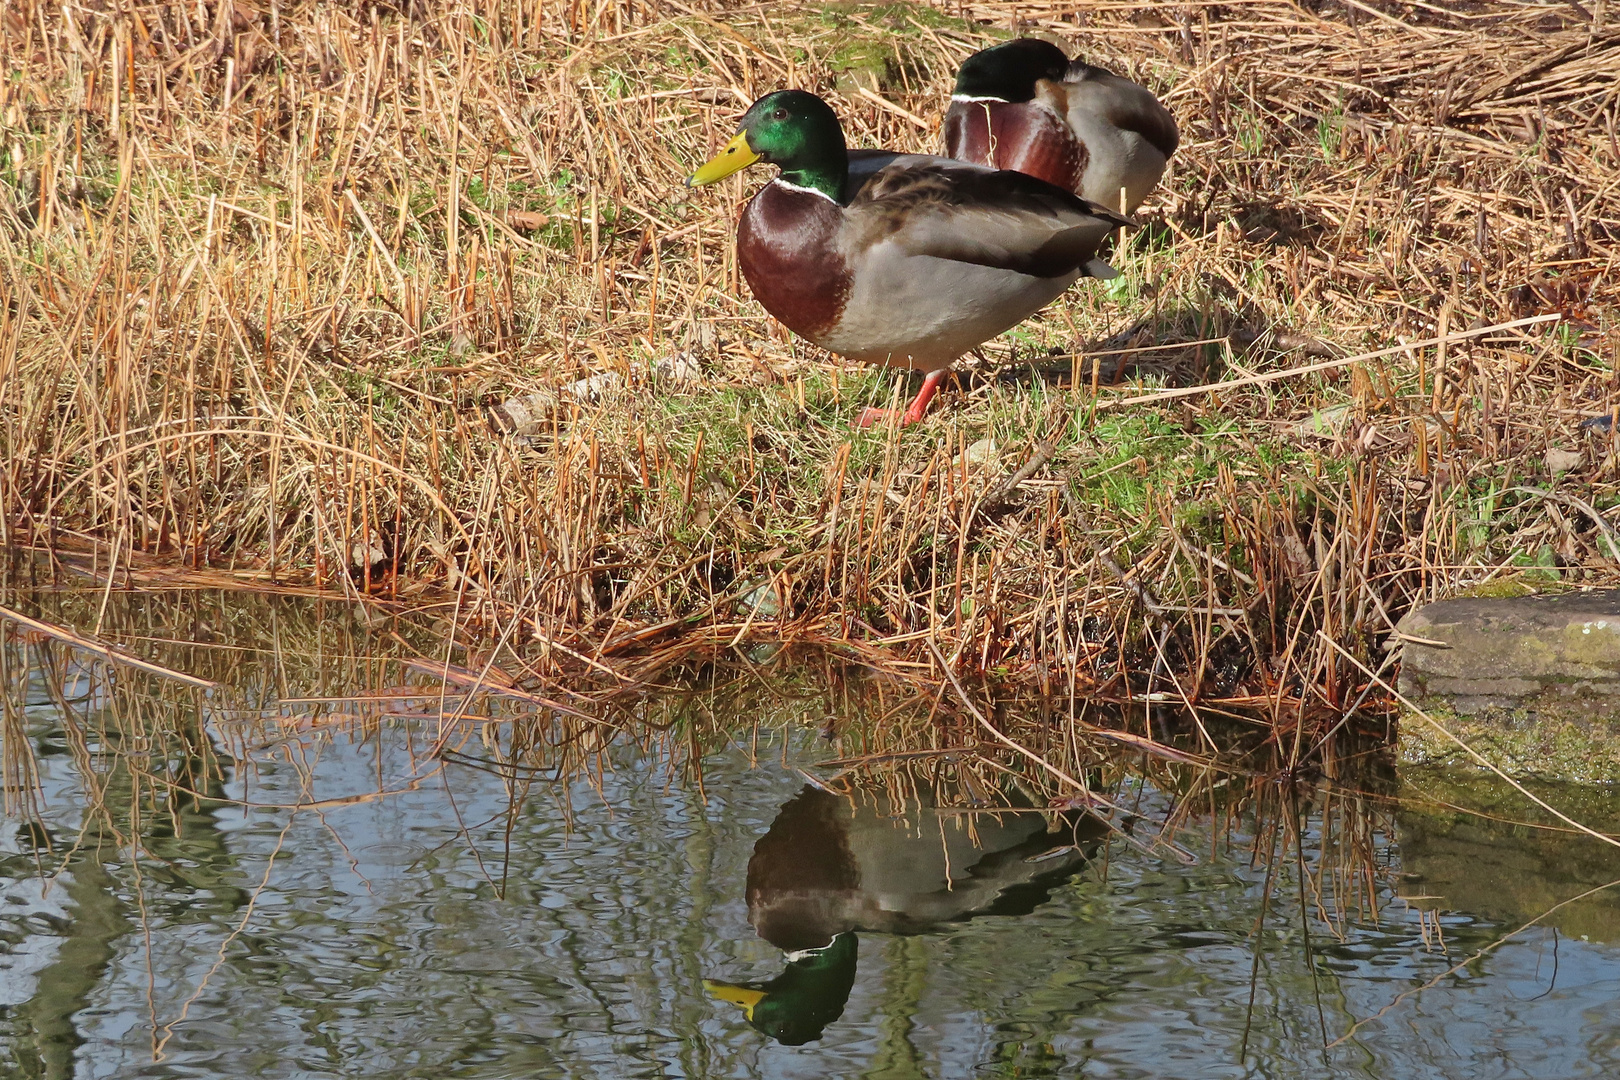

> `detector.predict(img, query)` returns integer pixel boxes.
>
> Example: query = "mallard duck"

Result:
[688,89,1130,426]
[705,783,1103,1044]
[943,38,1179,215]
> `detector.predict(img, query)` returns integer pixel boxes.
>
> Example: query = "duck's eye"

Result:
[772,108,787,121]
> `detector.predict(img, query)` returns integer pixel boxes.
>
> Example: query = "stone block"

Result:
[1398,590,1620,710]
[1396,590,1620,781]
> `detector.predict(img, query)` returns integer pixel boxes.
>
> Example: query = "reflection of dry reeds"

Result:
[14,587,1620,1052]
[1,1,1617,719]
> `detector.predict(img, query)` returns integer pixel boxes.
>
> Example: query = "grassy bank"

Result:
[2,0,1617,721]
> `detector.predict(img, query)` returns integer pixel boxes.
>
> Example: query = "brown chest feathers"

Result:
[737,182,852,343]
[943,100,1087,195]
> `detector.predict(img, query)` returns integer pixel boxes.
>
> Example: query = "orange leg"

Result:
[855,369,949,429]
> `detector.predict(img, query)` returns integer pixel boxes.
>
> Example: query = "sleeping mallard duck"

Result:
[943,38,1179,215]
[687,89,1130,427]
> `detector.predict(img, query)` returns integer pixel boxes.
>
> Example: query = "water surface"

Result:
[3,586,1619,1078]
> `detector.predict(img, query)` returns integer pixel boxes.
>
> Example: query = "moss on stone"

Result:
[1399,699,1620,785]
[1451,577,1544,600]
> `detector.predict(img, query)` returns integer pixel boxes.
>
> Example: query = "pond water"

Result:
[3,586,1620,1079]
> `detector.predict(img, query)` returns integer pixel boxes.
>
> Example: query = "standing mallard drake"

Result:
[687,89,1130,427]
[943,38,1179,215]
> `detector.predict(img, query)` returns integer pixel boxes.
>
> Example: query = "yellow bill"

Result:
[687,131,759,186]
[702,979,767,1020]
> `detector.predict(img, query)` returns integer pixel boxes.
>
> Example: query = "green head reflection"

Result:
[703,932,859,1046]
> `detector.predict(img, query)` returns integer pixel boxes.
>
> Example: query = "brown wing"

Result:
[847,156,1129,278]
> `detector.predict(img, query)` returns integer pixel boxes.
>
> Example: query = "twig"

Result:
[344,187,409,298]
[974,439,1056,517]
[0,603,219,691]
[854,85,930,129]
[1093,315,1562,410]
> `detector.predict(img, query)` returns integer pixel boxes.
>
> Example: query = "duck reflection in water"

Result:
[706,781,1106,1045]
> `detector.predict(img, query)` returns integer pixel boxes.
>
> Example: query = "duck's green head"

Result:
[952,38,1069,102]
[704,932,859,1046]
[687,90,848,202]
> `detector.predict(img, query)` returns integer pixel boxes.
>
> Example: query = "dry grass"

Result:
[2,0,1618,728]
